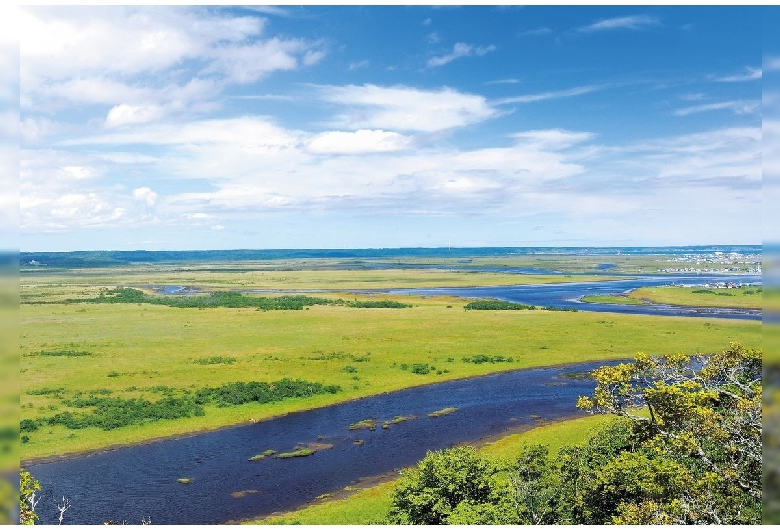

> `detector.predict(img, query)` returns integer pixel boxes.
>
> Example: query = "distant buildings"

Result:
[657,252,761,274]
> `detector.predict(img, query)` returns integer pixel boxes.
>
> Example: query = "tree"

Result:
[386,446,517,525]
[577,341,761,523]
[20,469,41,525]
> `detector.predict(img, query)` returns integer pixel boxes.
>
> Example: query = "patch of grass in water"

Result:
[248,449,278,461]
[427,407,459,418]
[177,478,191,484]
[274,448,315,459]
[349,419,378,431]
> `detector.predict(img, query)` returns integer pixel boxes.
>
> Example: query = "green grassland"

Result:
[251,414,616,525]
[580,294,646,306]
[20,267,622,305]
[20,283,760,461]
[628,286,763,309]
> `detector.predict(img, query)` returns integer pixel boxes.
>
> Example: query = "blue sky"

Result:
[18,5,765,251]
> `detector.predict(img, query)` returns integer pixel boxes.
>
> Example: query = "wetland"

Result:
[19,248,762,524]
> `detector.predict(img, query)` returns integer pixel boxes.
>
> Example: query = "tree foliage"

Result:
[386,447,517,524]
[20,469,40,525]
[386,342,761,525]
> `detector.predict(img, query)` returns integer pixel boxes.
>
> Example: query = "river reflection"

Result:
[28,361,617,525]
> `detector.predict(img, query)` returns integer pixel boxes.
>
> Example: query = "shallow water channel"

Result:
[28,361,617,525]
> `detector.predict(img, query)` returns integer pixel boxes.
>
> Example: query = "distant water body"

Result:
[20,245,762,268]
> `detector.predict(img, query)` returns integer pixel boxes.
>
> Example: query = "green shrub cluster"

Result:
[58,288,413,311]
[67,288,335,310]
[462,354,514,364]
[410,363,430,375]
[464,300,536,310]
[344,300,412,308]
[193,378,341,407]
[29,396,207,431]
[36,349,92,357]
[21,378,341,433]
[193,356,237,365]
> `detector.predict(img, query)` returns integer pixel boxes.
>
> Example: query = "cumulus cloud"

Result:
[427,42,496,67]
[578,15,660,32]
[132,187,157,206]
[316,84,498,133]
[20,6,324,117]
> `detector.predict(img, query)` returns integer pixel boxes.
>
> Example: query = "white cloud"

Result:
[427,42,496,67]
[766,56,780,72]
[714,66,762,82]
[316,84,498,133]
[520,27,551,36]
[59,166,98,181]
[202,38,315,83]
[496,85,605,105]
[511,129,595,150]
[184,212,215,220]
[132,187,157,206]
[106,104,165,128]
[305,129,413,155]
[672,100,760,117]
[349,60,370,71]
[579,15,660,32]
[20,6,325,115]
[486,79,520,85]
[21,117,69,144]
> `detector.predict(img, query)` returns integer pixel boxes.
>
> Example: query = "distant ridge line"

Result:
[19,246,762,268]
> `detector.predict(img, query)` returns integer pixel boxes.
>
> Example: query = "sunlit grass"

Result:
[629,286,762,309]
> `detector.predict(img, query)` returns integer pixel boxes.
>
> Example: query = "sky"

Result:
[16,5,767,251]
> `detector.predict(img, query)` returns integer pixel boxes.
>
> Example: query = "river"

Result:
[387,274,762,320]
[28,361,617,525]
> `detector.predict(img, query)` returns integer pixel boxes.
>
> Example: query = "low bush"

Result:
[464,300,535,311]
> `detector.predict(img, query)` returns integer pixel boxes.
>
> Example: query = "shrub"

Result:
[411,364,430,375]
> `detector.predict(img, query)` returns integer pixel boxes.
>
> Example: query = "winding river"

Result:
[388,274,762,320]
[28,361,617,525]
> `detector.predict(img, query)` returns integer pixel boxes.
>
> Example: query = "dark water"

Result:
[388,274,762,320]
[28,361,616,525]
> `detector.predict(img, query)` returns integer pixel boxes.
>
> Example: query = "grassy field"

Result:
[20,267,623,304]
[20,283,760,461]
[580,294,646,306]
[628,286,763,309]
[251,414,616,525]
